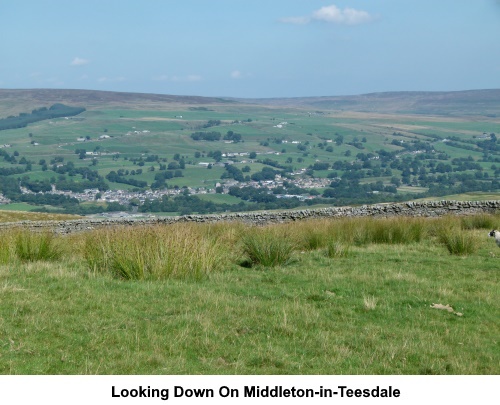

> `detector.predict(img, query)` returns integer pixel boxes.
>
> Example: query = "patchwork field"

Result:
[0,89,498,215]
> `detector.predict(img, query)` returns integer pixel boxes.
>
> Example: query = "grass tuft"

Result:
[241,226,295,267]
[326,240,351,258]
[438,230,480,256]
[14,230,62,262]
[363,296,378,310]
[460,213,498,230]
[83,224,225,280]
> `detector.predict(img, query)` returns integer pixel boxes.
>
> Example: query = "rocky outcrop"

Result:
[1,200,499,234]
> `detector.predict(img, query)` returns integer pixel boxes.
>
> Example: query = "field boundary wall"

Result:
[1,200,499,234]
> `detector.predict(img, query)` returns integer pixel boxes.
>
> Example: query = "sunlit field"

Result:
[1,214,498,374]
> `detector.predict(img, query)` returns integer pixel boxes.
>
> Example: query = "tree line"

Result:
[0,104,86,131]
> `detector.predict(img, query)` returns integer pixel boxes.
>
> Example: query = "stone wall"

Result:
[1,200,499,234]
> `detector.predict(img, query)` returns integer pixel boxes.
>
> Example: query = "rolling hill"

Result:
[2,88,500,117]
[238,89,500,116]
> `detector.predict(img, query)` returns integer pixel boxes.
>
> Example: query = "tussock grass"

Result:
[430,217,480,255]
[14,230,62,262]
[460,213,499,230]
[350,217,427,245]
[439,230,480,256]
[84,224,226,280]
[281,217,427,252]
[363,295,378,310]
[326,240,351,258]
[241,226,295,267]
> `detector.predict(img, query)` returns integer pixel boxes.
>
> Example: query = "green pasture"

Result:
[416,191,500,202]
[0,203,46,212]
[196,193,243,204]
[0,99,498,203]
[0,215,498,374]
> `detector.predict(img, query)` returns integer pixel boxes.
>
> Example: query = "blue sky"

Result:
[1,0,499,98]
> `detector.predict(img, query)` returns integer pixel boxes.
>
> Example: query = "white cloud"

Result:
[313,5,373,25]
[281,4,374,26]
[230,70,242,79]
[230,70,252,79]
[70,57,90,67]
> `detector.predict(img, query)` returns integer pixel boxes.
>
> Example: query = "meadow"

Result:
[0,213,498,374]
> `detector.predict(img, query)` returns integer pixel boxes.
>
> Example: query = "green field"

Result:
[0,214,498,374]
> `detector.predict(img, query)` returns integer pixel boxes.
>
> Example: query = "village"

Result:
[17,169,332,208]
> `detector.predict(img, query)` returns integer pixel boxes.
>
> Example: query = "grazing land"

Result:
[0,89,498,216]
[0,213,498,374]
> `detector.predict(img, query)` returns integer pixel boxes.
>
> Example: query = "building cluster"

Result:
[13,169,330,207]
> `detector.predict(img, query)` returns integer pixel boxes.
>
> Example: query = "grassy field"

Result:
[0,209,80,222]
[416,192,500,202]
[0,214,498,374]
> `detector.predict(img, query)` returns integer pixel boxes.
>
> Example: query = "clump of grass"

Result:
[363,296,378,310]
[84,224,225,280]
[0,230,15,264]
[428,216,459,238]
[438,230,479,256]
[326,240,351,258]
[460,213,497,230]
[241,226,295,267]
[362,217,427,245]
[14,230,62,262]
[302,230,325,250]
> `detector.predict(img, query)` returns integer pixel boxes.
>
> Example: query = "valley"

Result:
[0,89,498,216]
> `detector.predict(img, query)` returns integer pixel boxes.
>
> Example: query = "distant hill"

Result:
[238,89,500,116]
[1,88,499,117]
[0,89,233,116]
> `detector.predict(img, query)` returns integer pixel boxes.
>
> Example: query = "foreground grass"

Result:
[0,215,499,374]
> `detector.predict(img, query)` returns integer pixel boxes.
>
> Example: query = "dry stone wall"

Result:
[1,200,499,234]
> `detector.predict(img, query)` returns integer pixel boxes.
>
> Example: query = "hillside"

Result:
[2,88,500,117]
[0,89,233,117]
[239,89,500,116]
